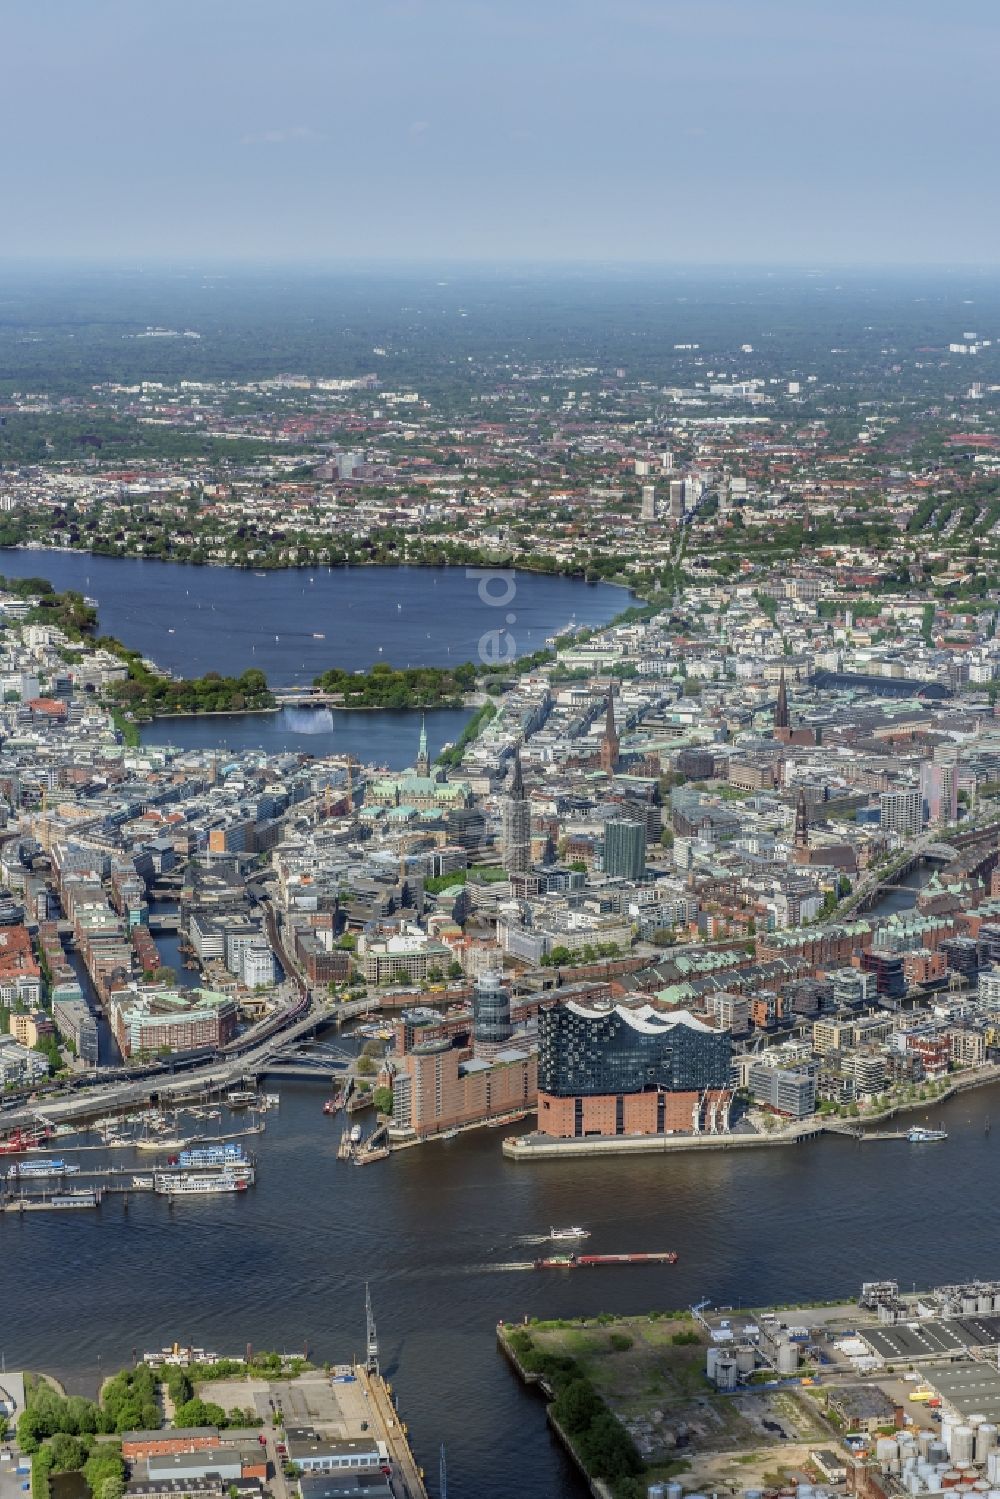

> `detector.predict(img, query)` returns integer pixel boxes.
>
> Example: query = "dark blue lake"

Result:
[0,551,631,685]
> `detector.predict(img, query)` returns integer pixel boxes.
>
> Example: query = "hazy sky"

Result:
[5,0,999,265]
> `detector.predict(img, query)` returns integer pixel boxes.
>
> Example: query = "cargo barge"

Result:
[533,1251,679,1269]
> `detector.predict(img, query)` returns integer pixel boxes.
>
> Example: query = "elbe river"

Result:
[3,556,998,1497]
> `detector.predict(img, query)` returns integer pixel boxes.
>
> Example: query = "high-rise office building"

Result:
[879,789,922,838]
[500,751,531,874]
[603,817,646,880]
[473,971,512,1050]
[920,760,958,827]
[640,485,657,520]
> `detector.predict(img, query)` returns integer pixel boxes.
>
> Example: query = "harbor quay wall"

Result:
[495,1325,610,1499]
[503,1063,1000,1161]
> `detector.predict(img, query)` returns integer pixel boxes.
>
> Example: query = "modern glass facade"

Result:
[473,972,513,1046]
[538,1002,731,1096]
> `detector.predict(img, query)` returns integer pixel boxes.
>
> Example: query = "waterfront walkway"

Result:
[503,1065,1000,1161]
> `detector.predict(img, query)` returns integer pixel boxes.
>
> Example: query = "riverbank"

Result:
[496,1323,620,1499]
[503,1064,1000,1161]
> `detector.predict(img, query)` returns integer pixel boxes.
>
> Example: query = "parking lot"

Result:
[207,1370,375,1440]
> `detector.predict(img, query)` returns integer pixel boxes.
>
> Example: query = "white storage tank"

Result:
[666,1485,683,1499]
[919,1435,934,1459]
[647,1486,666,1499]
[963,1297,978,1314]
[715,1358,738,1392]
[879,1440,901,1465]
[942,1420,955,1453]
[777,1341,799,1375]
[978,1427,999,1463]
[989,1453,1000,1485]
[706,1347,721,1379]
[979,1297,993,1314]
[736,1345,757,1377]
[953,1430,977,1466]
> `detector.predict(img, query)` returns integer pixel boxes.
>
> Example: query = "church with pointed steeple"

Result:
[774,667,789,732]
[600,686,620,774]
[415,713,430,778]
[501,748,531,874]
[794,786,809,848]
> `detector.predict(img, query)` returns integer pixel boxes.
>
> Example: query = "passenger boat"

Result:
[8,1159,80,1179]
[171,1145,250,1170]
[907,1126,948,1143]
[549,1226,590,1241]
[225,1089,257,1109]
[153,1172,249,1196]
[132,1175,154,1189]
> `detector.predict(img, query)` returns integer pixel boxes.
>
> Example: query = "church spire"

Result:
[795,786,809,848]
[600,684,620,774]
[416,713,429,777]
[775,667,789,732]
[509,748,525,800]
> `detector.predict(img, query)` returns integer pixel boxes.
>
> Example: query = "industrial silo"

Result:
[953,1430,977,1466]
[977,1427,998,1463]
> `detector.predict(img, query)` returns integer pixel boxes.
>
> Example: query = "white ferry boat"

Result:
[8,1159,80,1178]
[132,1175,154,1189]
[908,1126,947,1143]
[549,1226,590,1241]
[153,1173,249,1197]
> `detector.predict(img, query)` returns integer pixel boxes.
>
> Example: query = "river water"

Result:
[4,1074,1000,1499]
